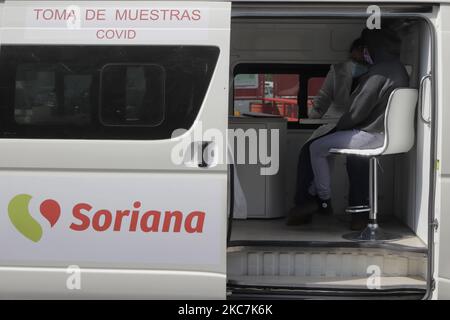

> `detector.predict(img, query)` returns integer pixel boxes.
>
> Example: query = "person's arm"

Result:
[336,74,387,131]
[308,66,335,119]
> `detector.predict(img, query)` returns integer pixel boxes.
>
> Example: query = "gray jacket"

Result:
[336,59,409,133]
[303,58,409,146]
[309,61,353,119]
[336,28,410,134]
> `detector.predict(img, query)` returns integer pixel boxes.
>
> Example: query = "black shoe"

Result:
[317,198,333,215]
[286,197,318,225]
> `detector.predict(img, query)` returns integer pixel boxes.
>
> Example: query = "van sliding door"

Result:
[0,1,231,299]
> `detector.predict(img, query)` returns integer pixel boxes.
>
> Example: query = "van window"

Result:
[0,45,219,139]
[234,73,300,122]
[100,64,165,127]
[15,64,92,126]
[233,64,330,123]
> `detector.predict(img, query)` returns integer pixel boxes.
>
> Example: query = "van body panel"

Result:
[0,267,225,299]
[0,0,444,300]
[0,1,231,299]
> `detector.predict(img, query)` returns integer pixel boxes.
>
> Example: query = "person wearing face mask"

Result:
[308,38,368,120]
[287,28,408,227]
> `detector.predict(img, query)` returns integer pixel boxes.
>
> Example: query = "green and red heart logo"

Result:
[8,194,61,242]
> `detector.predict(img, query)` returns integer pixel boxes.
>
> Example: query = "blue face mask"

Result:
[351,61,369,78]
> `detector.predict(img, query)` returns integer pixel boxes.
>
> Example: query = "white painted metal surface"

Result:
[0,0,445,299]
[0,1,231,299]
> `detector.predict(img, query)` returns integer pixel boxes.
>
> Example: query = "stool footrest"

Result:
[345,205,370,214]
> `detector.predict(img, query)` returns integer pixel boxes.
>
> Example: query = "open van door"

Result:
[0,1,230,299]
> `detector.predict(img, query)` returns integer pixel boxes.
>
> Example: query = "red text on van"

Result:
[69,201,205,234]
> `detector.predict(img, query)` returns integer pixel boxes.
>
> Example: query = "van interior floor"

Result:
[228,215,428,292]
[230,215,426,249]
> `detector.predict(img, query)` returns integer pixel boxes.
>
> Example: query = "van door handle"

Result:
[187,141,214,168]
[419,73,432,125]
[198,141,212,168]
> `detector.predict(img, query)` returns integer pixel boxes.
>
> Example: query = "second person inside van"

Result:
[287,28,409,227]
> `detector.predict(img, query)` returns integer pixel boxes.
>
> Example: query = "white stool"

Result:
[330,88,418,241]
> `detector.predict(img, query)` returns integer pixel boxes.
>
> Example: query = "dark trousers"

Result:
[294,145,369,206]
[294,142,314,205]
[346,156,369,206]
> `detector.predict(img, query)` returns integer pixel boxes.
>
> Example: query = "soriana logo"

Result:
[8,194,206,243]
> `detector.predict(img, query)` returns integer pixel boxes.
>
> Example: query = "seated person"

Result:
[288,28,409,226]
[307,39,370,218]
[287,37,369,224]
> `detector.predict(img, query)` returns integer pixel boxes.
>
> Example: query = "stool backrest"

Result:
[382,88,419,155]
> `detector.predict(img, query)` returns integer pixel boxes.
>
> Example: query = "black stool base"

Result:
[343,223,401,242]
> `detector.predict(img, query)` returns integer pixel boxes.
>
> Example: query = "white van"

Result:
[0,0,448,300]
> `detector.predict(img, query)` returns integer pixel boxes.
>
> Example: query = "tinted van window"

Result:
[100,64,165,127]
[0,45,219,139]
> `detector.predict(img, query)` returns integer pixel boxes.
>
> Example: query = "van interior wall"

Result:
[394,20,432,244]
[230,18,429,241]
